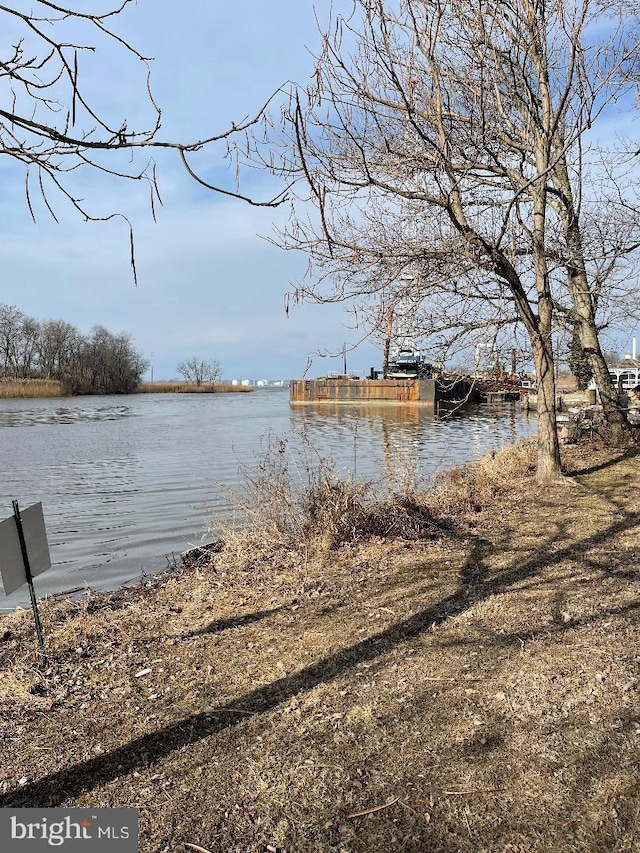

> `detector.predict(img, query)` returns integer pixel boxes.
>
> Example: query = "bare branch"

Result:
[0,0,290,242]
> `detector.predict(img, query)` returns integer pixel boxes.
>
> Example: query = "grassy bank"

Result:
[135,381,253,394]
[0,378,66,398]
[0,439,638,852]
[0,380,254,398]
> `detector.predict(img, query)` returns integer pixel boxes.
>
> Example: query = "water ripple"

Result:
[0,402,134,428]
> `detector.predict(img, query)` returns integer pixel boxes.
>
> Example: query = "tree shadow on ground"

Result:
[1,491,637,809]
[431,598,640,652]
[184,606,286,638]
[566,447,639,477]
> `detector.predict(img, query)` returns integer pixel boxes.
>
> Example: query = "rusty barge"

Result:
[290,377,438,406]
[290,375,526,407]
[291,343,445,406]
[290,341,526,407]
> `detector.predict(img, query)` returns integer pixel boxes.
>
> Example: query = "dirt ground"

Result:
[0,440,638,852]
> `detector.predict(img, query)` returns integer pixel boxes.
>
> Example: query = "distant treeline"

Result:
[0,304,147,394]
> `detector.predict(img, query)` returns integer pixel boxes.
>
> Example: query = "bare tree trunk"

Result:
[552,157,630,441]
[530,29,562,480]
[579,316,629,440]
[532,333,561,480]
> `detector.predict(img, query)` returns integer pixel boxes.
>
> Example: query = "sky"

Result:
[0,1,638,381]
[0,0,381,382]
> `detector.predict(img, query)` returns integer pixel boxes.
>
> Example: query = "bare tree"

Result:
[546,149,638,439]
[266,0,639,477]
[0,304,26,376]
[15,317,41,378]
[177,357,222,386]
[36,319,79,379]
[0,304,146,391]
[1,1,285,280]
[78,325,147,393]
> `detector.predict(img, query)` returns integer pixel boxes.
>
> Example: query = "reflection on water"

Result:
[0,391,537,609]
[290,400,525,490]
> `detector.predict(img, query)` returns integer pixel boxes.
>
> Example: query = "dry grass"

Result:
[0,438,638,853]
[216,433,439,557]
[135,381,253,394]
[426,437,539,515]
[0,378,66,398]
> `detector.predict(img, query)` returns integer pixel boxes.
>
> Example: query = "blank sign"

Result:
[0,503,51,596]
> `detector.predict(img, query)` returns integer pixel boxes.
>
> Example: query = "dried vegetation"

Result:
[135,382,253,394]
[217,434,442,557]
[0,436,638,852]
[0,378,66,398]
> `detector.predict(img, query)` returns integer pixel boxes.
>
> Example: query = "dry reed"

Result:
[214,435,539,560]
[135,382,252,394]
[0,378,66,398]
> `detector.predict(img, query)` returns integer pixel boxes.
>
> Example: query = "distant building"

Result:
[606,357,640,390]
[590,338,640,391]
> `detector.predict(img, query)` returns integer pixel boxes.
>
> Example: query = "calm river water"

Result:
[0,389,537,609]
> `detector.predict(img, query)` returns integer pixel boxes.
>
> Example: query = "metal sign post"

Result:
[12,500,46,665]
[0,500,52,667]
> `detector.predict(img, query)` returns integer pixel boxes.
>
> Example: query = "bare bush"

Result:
[213,432,439,558]
[214,434,368,552]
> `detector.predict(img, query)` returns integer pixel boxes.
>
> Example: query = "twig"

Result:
[397,798,421,815]
[346,797,399,819]
[463,805,473,838]
[185,844,213,853]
